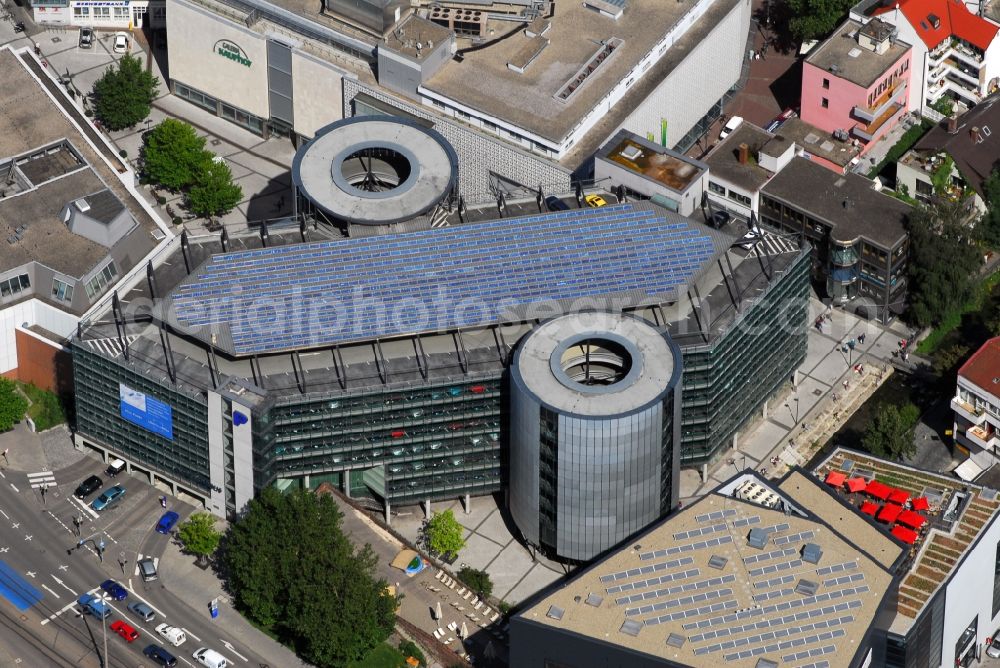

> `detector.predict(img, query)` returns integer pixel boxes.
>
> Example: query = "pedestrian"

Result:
[159,496,167,508]
[858,333,866,344]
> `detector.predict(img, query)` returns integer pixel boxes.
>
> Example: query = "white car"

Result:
[987,629,1000,658]
[193,647,229,668]
[112,32,129,54]
[155,623,187,647]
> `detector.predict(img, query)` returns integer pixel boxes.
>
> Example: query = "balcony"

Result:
[966,425,998,450]
[854,81,907,123]
[853,103,903,141]
[944,58,981,85]
[952,396,987,425]
[928,41,984,66]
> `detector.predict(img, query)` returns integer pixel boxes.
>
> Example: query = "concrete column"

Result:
[462,494,471,514]
[424,499,432,519]
[384,500,391,526]
[762,401,768,419]
[733,432,739,452]
[303,474,311,490]
[147,469,154,485]
[342,472,351,498]
[700,463,708,482]
[170,481,177,496]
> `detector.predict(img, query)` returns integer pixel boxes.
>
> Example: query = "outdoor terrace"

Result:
[814,448,1000,633]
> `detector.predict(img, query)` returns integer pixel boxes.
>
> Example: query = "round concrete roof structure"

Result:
[511,312,680,418]
[291,117,458,226]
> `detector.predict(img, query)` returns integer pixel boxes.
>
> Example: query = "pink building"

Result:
[801,19,913,155]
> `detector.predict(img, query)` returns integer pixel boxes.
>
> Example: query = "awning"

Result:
[897,510,927,529]
[866,480,892,500]
[845,477,867,493]
[892,525,919,544]
[912,497,930,511]
[877,503,903,523]
[825,471,847,487]
[887,489,910,505]
[955,457,985,482]
[860,501,879,516]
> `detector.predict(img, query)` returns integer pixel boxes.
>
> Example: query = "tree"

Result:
[932,344,970,377]
[930,154,955,197]
[142,119,212,191]
[906,199,981,328]
[92,55,159,131]
[176,512,222,566]
[187,159,243,217]
[424,509,466,557]
[863,402,920,460]
[784,0,853,42]
[224,488,395,667]
[458,566,493,599]
[0,378,26,432]
[981,168,1000,249]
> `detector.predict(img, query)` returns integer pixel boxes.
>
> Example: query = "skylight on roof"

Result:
[667,632,686,648]
[620,619,643,636]
[547,605,564,620]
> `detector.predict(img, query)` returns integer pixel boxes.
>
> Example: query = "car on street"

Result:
[765,107,797,133]
[709,210,731,229]
[127,600,156,622]
[156,510,180,534]
[112,32,129,54]
[74,475,102,499]
[78,593,111,619]
[101,579,128,601]
[143,644,178,667]
[585,194,607,208]
[111,619,139,642]
[544,195,570,211]
[193,647,229,668]
[91,484,126,511]
[988,629,1000,658]
[79,27,94,49]
[156,623,187,647]
[138,556,158,582]
[719,115,743,140]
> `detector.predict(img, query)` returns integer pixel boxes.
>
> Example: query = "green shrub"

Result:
[21,384,65,431]
[458,567,493,599]
[397,639,425,666]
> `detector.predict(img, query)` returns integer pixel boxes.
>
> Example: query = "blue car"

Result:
[78,593,111,619]
[91,485,126,511]
[101,579,128,601]
[143,644,178,667]
[156,511,179,534]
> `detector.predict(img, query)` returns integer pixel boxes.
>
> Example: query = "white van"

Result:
[193,647,229,668]
[155,623,187,647]
[719,115,743,140]
[106,458,126,478]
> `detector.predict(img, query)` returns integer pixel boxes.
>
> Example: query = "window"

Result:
[93,6,110,18]
[113,6,128,18]
[821,97,829,108]
[84,260,118,299]
[728,190,751,206]
[822,77,830,89]
[51,279,74,303]
[73,6,89,16]
[0,274,29,298]
[708,181,726,195]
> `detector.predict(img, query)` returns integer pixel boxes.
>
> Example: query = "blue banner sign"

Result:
[119,383,174,440]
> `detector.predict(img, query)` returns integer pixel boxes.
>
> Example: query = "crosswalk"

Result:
[26,470,55,489]
[748,232,800,257]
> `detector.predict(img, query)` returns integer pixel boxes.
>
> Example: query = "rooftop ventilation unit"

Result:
[802,543,823,564]
[620,145,643,161]
[73,198,91,213]
[708,554,729,570]
[620,619,643,636]
[794,579,819,596]
[748,528,769,549]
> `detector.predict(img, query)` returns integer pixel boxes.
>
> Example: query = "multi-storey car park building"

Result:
[0,47,170,391]
[71,194,808,556]
[510,467,904,668]
[162,0,752,200]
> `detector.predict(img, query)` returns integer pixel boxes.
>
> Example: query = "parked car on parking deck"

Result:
[112,32,129,54]
[74,475,102,499]
[79,27,94,49]
[92,484,126,511]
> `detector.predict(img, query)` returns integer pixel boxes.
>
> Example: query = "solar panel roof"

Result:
[168,203,720,356]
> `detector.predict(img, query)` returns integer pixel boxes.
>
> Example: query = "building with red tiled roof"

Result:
[952,336,1000,461]
[852,0,1000,112]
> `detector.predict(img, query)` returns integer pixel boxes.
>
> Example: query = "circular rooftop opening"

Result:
[558,337,634,387]
[340,147,412,193]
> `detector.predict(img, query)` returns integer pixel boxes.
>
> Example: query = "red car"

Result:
[111,620,140,643]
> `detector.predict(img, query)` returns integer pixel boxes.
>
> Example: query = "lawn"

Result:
[19,383,65,431]
[347,643,407,668]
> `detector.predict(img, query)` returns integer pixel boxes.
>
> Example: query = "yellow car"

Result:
[585,194,608,207]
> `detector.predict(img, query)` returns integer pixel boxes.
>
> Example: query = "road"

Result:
[0,456,266,667]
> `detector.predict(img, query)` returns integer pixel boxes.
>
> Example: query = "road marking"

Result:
[41,584,59,598]
[58,565,68,571]
[0,508,8,519]
[69,495,99,519]
[40,594,87,625]
[9,484,17,492]
[23,535,31,541]
[219,639,248,662]
[51,575,76,595]
[25,571,35,578]
[0,547,7,553]
[11,523,18,529]
[182,627,202,641]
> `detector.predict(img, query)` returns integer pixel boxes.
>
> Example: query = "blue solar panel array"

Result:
[170,204,717,355]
